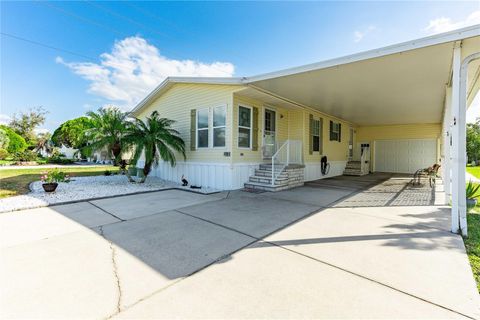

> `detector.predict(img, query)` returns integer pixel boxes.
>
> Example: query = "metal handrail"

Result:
[270,140,303,186]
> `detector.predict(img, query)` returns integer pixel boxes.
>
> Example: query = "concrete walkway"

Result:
[467,171,480,183]
[1,174,479,319]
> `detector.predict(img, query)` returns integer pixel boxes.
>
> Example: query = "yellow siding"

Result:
[356,123,441,171]
[303,110,352,162]
[232,94,291,163]
[356,124,441,141]
[136,83,238,163]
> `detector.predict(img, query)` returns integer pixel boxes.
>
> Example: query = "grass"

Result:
[0,166,120,198]
[465,213,480,292]
[467,166,480,179]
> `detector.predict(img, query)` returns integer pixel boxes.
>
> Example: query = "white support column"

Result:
[450,43,461,234]
[458,51,480,236]
[443,88,452,200]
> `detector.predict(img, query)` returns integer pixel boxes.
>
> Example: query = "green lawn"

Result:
[465,213,480,292]
[467,166,480,179]
[0,166,119,198]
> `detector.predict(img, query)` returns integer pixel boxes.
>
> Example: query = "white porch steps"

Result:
[244,164,305,192]
[343,161,367,176]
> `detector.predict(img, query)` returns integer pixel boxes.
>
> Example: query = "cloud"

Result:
[424,10,480,34]
[353,26,377,43]
[57,36,235,110]
[467,93,480,124]
[0,114,11,125]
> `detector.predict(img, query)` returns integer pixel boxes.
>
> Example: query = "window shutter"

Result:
[308,114,313,155]
[320,118,324,154]
[338,123,342,142]
[190,109,196,151]
[329,120,334,141]
[252,106,259,151]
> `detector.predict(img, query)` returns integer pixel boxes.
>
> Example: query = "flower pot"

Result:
[467,198,477,210]
[42,182,58,193]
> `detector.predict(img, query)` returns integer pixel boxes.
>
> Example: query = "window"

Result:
[197,109,209,148]
[330,121,341,142]
[213,106,226,147]
[312,119,320,152]
[238,106,252,148]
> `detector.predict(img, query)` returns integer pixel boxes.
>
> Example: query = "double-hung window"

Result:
[312,119,320,152]
[197,108,209,148]
[213,106,226,147]
[238,106,252,148]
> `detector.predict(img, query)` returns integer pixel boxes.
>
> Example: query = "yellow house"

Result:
[130,26,479,235]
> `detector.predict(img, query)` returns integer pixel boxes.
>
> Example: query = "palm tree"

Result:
[34,132,53,155]
[85,107,128,165]
[125,111,186,183]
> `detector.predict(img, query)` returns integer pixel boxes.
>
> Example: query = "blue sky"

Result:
[1,1,479,132]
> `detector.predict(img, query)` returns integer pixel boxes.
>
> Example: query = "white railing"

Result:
[271,140,303,185]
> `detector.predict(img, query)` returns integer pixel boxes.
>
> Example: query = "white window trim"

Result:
[238,104,253,149]
[312,118,321,153]
[196,108,209,149]
[212,105,227,149]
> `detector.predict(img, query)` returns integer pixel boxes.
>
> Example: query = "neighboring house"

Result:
[131,26,479,234]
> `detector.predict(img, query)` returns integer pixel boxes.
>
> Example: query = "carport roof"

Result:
[132,26,480,126]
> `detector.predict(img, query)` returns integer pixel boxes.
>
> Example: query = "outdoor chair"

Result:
[412,164,441,187]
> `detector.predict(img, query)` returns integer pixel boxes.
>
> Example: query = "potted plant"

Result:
[466,180,480,211]
[40,169,70,193]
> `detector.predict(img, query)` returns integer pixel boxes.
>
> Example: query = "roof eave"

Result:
[245,24,480,83]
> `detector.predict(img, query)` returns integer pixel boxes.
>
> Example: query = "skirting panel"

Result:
[304,161,347,181]
[137,160,261,190]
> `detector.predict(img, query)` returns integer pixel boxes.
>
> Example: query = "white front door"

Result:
[263,108,276,159]
[374,139,437,173]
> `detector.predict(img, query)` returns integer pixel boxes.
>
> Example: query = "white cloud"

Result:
[424,10,480,34]
[467,93,480,124]
[353,26,377,43]
[58,36,235,110]
[0,114,11,125]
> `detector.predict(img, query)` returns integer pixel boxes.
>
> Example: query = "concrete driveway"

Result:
[1,174,479,319]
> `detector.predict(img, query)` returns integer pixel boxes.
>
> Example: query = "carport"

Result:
[241,25,480,235]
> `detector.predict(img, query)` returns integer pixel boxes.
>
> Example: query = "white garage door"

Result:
[374,139,437,174]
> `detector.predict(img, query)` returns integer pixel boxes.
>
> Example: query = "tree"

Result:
[85,107,128,164]
[35,132,53,155]
[467,118,480,164]
[0,129,10,150]
[0,125,27,154]
[52,117,94,149]
[124,111,186,183]
[9,107,48,144]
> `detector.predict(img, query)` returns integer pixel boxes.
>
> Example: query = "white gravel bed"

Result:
[0,175,219,213]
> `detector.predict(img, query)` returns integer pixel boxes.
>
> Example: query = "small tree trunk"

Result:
[111,142,121,165]
[140,162,152,183]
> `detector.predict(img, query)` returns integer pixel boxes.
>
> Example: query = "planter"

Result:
[467,198,478,211]
[42,183,58,193]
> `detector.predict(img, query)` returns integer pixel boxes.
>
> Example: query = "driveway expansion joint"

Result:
[88,201,126,222]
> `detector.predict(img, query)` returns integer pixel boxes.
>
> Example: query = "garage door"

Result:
[374,139,437,173]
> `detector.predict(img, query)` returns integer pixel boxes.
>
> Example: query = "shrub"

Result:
[46,156,75,165]
[0,148,8,160]
[40,169,70,183]
[0,125,27,153]
[104,170,112,176]
[0,129,9,150]
[13,150,38,162]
